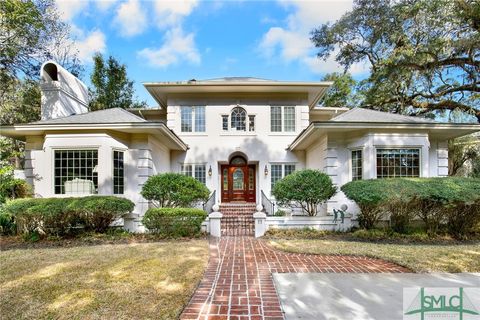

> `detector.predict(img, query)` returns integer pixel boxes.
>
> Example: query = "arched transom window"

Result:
[222,106,255,132]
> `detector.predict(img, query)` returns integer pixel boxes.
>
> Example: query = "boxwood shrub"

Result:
[142,208,207,237]
[341,177,480,238]
[3,196,134,236]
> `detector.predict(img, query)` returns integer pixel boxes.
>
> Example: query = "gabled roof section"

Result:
[144,79,333,109]
[331,108,436,123]
[31,108,147,124]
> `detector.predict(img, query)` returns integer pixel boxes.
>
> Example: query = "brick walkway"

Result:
[180,237,409,320]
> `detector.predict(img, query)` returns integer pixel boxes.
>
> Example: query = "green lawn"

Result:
[268,239,480,273]
[0,240,209,320]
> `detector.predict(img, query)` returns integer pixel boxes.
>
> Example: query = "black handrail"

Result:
[203,190,216,213]
[261,190,275,216]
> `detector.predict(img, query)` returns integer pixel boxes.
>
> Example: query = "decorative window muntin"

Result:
[230,107,247,131]
[54,149,98,194]
[232,168,244,190]
[351,150,362,181]
[113,150,124,194]
[376,148,420,178]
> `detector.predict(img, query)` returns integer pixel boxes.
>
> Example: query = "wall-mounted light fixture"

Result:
[264,165,268,176]
[208,165,212,177]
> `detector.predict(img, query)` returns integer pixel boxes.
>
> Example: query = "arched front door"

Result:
[221,156,256,202]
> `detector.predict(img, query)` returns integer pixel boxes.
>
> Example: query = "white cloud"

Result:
[114,0,147,37]
[96,0,118,11]
[137,27,200,68]
[54,0,89,21]
[153,0,199,29]
[258,0,368,75]
[74,30,107,63]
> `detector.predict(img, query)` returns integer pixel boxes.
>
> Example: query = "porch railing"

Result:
[203,190,216,214]
[261,190,275,216]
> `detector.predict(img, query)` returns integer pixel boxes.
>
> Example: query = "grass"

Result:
[268,238,480,273]
[0,240,209,320]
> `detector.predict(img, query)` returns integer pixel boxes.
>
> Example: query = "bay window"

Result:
[376,148,420,178]
[54,150,98,194]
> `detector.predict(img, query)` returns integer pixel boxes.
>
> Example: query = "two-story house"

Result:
[2,61,478,232]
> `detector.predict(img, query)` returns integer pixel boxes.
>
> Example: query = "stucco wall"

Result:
[167,100,308,201]
[24,132,172,232]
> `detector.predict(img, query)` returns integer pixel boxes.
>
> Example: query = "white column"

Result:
[254,205,267,238]
[209,204,222,237]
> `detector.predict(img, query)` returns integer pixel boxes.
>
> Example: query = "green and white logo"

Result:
[404,287,480,320]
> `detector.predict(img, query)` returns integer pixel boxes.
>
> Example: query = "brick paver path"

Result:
[180,237,409,320]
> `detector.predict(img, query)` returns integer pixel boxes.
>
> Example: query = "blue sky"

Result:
[56,0,365,105]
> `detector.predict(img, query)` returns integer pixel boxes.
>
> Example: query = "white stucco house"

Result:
[1,61,479,232]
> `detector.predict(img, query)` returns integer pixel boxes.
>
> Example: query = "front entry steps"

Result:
[218,203,257,236]
[218,203,257,216]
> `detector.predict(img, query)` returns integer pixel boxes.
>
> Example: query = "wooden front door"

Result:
[221,163,256,203]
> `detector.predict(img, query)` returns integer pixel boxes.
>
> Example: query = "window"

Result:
[351,150,362,181]
[181,164,206,184]
[270,106,295,132]
[54,150,98,194]
[231,107,247,131]
[376,149,420,178]
[222,115,229,131]
[194,165,206,184]
[113,151,124,194]
[271,106,282,132]
[248,115,255,132]
[222,106,255,132]
[180,106,205,132]
[270,163,296,190]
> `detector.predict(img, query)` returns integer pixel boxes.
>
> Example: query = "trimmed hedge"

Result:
[141,173,210,208]
[142,208,207,237]
[341,177,480,238]
[2,196,134,236]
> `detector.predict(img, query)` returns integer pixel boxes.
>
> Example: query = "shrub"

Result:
[0,208,16,235]
[0,166,31,204]
[71,196,134,232]
[446,200,480,239]
[341,179,402,229]
[272,169,337,216]
[342,177,480,235]
[141,173,210,208]
[3,196,134,237]
[142,208,207,237]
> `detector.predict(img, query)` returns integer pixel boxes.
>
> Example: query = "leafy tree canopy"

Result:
[312,0,480,122]
[89,53,146,111]
[321,72,358,108]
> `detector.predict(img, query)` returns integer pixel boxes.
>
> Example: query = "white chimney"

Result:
[40,61,89,120]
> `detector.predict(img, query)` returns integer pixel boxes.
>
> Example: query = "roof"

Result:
[32,108,146,124]
[143,79,333,109]
[1,108,187,151]
[288,108,480,151]
[331,108,436,123]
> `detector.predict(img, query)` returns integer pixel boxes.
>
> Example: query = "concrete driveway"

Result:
[273,273,480,320]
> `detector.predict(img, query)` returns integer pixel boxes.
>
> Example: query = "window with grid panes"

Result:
[54,150,98,194]
[113,151,124,194]
[351,150,362,181]
[181,164,206,184]
[376,149,420,178]
[181,106,205,132]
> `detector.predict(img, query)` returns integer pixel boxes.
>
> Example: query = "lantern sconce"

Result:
[264,165,268,176]
[208,165,212,177]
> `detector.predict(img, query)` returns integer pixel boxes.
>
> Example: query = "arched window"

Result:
[230,107,246,131]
